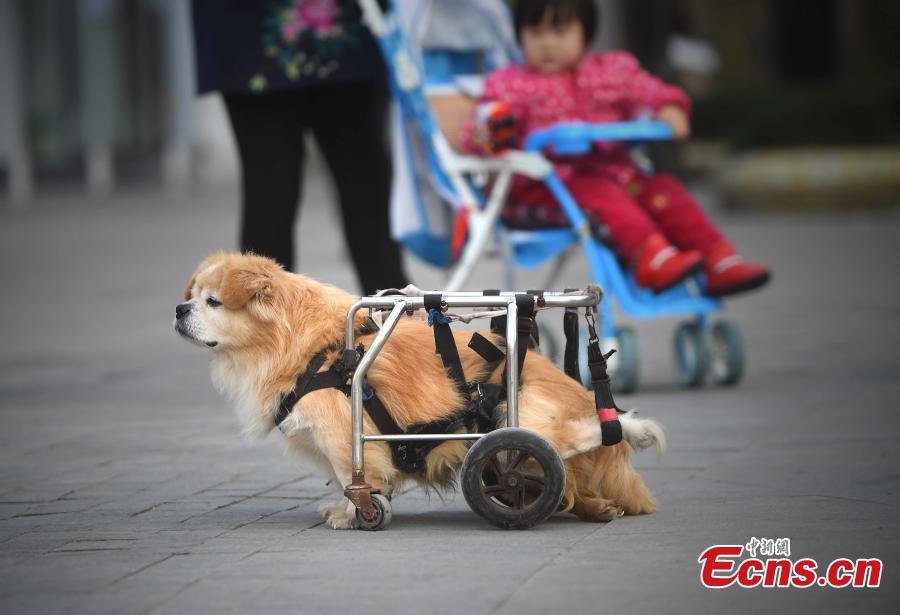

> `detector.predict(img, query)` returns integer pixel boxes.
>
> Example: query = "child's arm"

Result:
[608,52,693,139]
[656,105,690,140]
[459,69,528,155]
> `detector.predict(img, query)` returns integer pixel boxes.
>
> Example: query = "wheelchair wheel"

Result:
[706,320,744,386]
[355,493,392,531]
[461,428,565,530]
[674,321,707,387]
[611,326,639,394]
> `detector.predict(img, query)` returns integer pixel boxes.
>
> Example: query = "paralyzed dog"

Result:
[174,252,665,528]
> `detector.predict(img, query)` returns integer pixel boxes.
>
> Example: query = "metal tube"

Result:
[505,299,519,428]
[364,433,486,442]
[345,299,366,350]
[347,293,598,311]
[350,301,406,476]
[446,167,515,291]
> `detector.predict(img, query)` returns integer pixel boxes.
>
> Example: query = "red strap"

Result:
[597,407,618,423]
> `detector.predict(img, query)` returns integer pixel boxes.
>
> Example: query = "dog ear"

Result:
[219,263,273,309]
[183,251,229,300]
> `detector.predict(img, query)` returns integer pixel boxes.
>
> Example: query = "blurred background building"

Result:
[1,0,899,209]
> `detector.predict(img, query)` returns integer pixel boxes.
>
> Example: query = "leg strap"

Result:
[425,294,467,396]
[563,307,581,383]
[587,337,624,446]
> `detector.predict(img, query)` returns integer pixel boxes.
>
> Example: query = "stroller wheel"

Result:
[355,493,392,531]
[706,320,744,386]
[673,321,707,387]
[611,326,639,394]
[577,327,639,393]
[461,429,565,530]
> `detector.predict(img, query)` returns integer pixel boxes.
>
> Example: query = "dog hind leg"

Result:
[596,443,658,515]
[549,412,665,460]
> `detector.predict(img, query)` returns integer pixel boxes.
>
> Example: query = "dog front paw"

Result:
[320,499,357,530]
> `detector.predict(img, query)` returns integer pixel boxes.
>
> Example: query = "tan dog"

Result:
[175,252,665,529]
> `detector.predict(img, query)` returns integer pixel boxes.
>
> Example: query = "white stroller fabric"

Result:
[388,0,520,263]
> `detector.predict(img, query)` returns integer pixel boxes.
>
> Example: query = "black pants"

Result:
[224,82,408,295]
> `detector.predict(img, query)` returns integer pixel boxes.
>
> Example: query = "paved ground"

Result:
[1,171,899,614]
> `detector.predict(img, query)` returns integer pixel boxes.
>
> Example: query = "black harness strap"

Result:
[425,294,467,395]
[358,390,401,436]
[275,352,328,427]
[274,318,380,428]
[563,309,581,383]
[502,294,535,382]
[466,332,508,433]
[587,335,624,446]
[482,289,507,337]
[468,332,505,366]
[274,300,540,474]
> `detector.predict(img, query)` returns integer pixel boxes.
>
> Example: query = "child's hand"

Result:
[656,105,691,140]
[474,102,518,155]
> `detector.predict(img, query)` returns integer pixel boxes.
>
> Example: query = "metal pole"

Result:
[364,433,485,442]
[350,301,406,476]
[505,299,519,428]
[345,299,366,350]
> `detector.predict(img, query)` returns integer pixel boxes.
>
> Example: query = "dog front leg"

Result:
[319,466,358,530]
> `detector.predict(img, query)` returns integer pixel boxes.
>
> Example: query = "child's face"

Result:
[520,13,586,74]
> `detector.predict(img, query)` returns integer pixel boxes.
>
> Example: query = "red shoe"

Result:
[633,234,703,293]
[703,240,770,297]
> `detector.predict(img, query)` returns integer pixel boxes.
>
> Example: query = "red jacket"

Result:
[461,51,691,186]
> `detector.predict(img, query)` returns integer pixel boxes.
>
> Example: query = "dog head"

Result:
[174,251,292,351]
[174,251,358,355]
[175,251,365,436]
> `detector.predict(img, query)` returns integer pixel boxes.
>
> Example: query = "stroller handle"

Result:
[523,120,674,155]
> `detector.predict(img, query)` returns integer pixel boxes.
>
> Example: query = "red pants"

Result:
[505,173,723,261]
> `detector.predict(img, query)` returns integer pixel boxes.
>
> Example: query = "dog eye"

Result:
[206,297,222,308]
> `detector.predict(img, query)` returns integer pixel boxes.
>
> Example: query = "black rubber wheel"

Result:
[707,320,745,386]
[673,321,707,387]
[611,326,639,394]
[461,428,565,529]
[355,493,392,531]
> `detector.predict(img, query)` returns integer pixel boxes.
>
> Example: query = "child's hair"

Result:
[512,0,599,44]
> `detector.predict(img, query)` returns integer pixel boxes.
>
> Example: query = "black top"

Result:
[191,0,387,95]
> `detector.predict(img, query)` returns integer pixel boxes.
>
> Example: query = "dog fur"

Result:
[175,252,665,529]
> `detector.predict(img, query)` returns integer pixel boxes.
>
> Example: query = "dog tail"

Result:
[620,410,667,461]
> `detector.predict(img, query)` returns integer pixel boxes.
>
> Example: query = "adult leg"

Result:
[307,82,409,295]
[223,91,307,270]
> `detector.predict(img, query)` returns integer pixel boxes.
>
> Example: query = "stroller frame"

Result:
[360,0,745,390]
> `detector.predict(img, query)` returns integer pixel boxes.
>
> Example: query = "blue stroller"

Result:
[360,0,745,392]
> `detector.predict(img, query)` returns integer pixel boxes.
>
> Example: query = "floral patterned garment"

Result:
[192,0,386,95]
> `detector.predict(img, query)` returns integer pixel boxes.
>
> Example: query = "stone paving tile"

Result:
[1,194,898,613]
[145,576,274,614]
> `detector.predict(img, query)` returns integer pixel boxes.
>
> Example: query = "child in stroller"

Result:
[460,0,770,298]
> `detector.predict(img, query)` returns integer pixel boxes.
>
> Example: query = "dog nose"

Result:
[175,303,192,319]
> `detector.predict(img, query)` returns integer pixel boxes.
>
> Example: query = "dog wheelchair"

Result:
[359,0,746,392]
[337,288,621,530]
